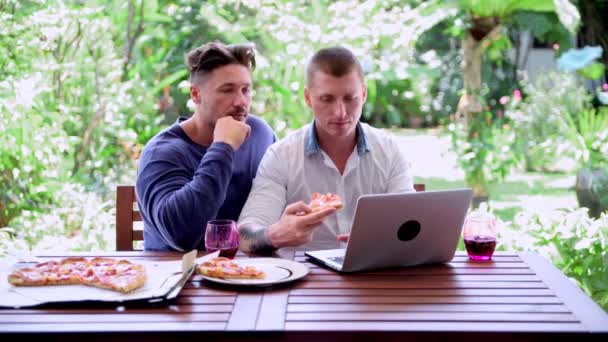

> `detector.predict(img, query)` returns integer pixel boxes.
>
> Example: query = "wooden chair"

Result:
[116,185,143,251]
[115,183,426,251]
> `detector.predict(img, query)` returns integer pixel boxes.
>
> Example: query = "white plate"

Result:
[199,258,309,287]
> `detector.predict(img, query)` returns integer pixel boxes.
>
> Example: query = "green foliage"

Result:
[564,107,608,168]
[4,183,116,253]
[0,1,158,228]
[460,0,555,17]
[499,208,608,311]
[509,11,573,51]
[130,0,454,135]
[505,71,590,172]
[458,0,579,33]
[577,62,606,80]
[448,111,518,195]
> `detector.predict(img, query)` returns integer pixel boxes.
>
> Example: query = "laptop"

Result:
[305,188,473,272]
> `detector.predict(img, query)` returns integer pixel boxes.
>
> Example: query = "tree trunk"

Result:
[456,33,484,123]
[458,33,486,197]
[456,20,501,198]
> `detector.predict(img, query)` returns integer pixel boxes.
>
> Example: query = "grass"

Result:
[415,172,577,222]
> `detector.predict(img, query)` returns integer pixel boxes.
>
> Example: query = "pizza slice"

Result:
[309,192,344,212]
[6,260,77,286]
[197,257,265,280]
[82,257,147,293]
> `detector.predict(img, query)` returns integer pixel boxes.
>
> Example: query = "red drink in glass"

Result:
[464,235,496,261]
[205,220,239,259]
[463,204,497,261]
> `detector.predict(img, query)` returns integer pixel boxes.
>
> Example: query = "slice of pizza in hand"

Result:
[197,257,265,280]
[309,192,344,212]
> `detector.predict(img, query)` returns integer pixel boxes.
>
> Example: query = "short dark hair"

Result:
[306,46,363,85]
[185,41,256,84]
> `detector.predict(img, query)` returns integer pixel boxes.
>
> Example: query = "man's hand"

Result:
[213,116,251,151]
[267,201,336,248]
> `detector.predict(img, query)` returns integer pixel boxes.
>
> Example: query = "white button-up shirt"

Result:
[238,121,414,250]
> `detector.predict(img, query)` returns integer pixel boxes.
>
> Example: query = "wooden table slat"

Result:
[309,267,535,274]
[175,296,236,304]
[301,261,530,269]
[179,288,238,296]
[288,295,563,304]
[296,256,524,264]
[256,289,290,330]
[285,312,580,323]
[3,313,230,323]
[0,304,233,314]
[304,274,541,282]
[0,322,227,333]
[287,303,571,313]
[226,293,263,330]
[295,280,548,289]
[290,288,556,296]
[284,321,587,332]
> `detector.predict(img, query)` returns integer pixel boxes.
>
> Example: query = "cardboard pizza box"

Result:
[0,250,219,308]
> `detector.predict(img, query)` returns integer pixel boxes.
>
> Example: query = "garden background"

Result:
[1,0,607,310]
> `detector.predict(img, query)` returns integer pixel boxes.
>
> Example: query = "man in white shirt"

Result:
[238,46,414,253]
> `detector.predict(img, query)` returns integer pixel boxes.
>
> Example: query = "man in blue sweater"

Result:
[136,42,275,251]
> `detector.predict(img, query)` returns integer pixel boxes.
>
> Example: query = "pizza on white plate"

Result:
[196,257,265,279]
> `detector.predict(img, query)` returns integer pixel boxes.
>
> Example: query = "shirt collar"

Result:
[305,121,370,157]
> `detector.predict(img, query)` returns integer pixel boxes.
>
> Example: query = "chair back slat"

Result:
[116,185,143,251]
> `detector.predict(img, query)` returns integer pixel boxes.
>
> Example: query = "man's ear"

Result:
[362,84,368,103]
[304,87,313,109]
[190,85,202,104]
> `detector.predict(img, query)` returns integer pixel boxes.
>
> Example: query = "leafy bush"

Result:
[505,71,590,172]
[448,111,519,196]
[499,208,608,311]
[563,106,608,168]
[0,2,157,228]
[1,183,115,254]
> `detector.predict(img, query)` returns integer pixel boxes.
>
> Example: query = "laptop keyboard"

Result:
[328,256,345,264]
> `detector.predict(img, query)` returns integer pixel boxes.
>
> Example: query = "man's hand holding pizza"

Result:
[266,193,344,249]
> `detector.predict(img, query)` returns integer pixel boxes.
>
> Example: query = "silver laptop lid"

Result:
[341,188,473,272]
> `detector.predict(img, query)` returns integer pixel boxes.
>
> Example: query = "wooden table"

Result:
[1,251,607,341]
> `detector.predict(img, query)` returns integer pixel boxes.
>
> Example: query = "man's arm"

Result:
[137,142,234,251]
[238,147,288,253]
[237,223,276,254]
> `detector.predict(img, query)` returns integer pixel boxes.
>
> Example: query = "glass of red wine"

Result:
[205,220,239,259]
[463,204,497,261]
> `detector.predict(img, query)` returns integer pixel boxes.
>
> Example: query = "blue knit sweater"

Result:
[136,115,275,251]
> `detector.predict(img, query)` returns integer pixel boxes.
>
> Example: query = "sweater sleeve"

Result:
[136,142,234,251]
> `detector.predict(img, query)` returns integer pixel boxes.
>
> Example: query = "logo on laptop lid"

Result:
[397,220,421,241]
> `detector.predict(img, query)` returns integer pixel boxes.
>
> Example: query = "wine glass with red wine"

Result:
[205,220,239,259]
[463,204,497,261]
